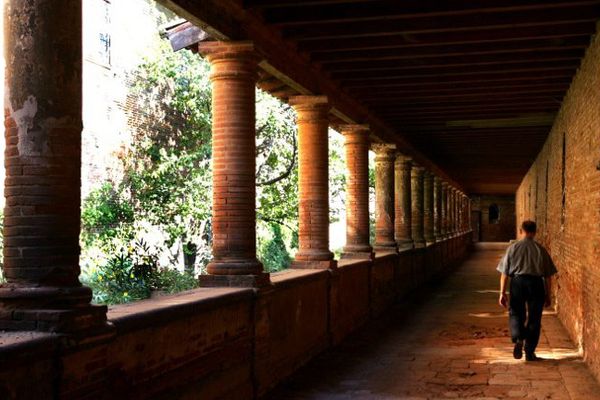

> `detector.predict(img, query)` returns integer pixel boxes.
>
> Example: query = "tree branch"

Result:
[257,132,297,187]
[257,213,297,233]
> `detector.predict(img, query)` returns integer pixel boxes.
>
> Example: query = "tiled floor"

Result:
[265,247,600,399]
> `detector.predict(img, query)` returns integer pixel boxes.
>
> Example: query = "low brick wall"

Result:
[0,233,472,400]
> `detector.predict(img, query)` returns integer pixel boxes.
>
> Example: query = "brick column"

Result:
[373,144,397,252]
[395,155,413,251]
[197,42,268,287]
[411,165,426,248]
[0,0,108,332]
[341,125,373,260]
[454,189,461,235]
[461,194,466,233]
[423,171,435,245]
[290,96,336,269]
[450,188,457,236]
[434,176,443,241]
[442,182,450,239]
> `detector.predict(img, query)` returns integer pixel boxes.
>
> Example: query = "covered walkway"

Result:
[267,246,600,400]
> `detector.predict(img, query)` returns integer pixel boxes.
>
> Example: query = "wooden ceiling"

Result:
[160,0,600,195]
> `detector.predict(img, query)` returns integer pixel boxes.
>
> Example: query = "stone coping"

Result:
[107,287,254,333]
[0,331,58,363]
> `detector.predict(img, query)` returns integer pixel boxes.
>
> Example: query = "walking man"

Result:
[497,220,557,361]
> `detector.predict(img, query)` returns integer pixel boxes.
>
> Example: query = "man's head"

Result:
[520,220,537,238]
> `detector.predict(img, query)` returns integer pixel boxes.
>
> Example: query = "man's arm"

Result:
[499,273,509,308]
[544,276,552,308]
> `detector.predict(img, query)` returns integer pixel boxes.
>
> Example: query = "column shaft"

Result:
[0,0,107,332]
[411,166,426,248]
[199,42,266,287]
[374,145,397,251]
[423,171,435,245]
[434,177,443,241]
[395,155,413,250]
[341,125,373,260]
[290,96,335,269]
[442,182,450,239]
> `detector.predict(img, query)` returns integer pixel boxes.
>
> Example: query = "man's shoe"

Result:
[513,341,523,359]
[525,353,542,362]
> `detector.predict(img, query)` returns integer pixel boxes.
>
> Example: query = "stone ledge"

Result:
[270,268,330,288]
[0,331,58,364]
[107,287,254,333]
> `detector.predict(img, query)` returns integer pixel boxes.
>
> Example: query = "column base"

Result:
[435,235,445,242]
[291,259,337,270]
[0,304,109,333]
[340,251,375,261]
[0,284,109,333]
[206,259,263,275]
[199,272,271,288]
[413,239,426,249]
[425,236,436,246]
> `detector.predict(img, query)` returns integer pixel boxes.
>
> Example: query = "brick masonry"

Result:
[472,195,516,242]
[0,234,472,399]
[516,28,600,381]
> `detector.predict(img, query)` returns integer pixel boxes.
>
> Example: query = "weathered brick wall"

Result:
[471,195,516,242]
[516,28,600,380]
[0,234,472,399]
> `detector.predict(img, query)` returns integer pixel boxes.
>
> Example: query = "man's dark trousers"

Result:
[509,275,545,355]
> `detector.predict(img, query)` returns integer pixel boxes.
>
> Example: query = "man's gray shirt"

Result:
[496,237,557,277]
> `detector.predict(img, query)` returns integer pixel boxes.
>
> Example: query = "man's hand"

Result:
[499,293,508,308]
[545,295,552,308]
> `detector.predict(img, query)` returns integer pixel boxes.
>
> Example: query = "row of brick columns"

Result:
[0,28,473,332]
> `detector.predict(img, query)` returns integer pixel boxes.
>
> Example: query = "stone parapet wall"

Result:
[0,233,471,399]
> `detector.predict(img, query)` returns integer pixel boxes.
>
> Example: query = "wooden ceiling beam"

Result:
[323,49,584,70]
[298,22,595,52]
[343,72,574,88]
[316,39,588,63]
[329,58,580,78]
[280,6,600,39]
[264,0,600,25]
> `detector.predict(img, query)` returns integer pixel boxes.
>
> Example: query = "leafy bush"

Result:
[81,183,134,248]
[258,223,292,272]
[83,239,198,305]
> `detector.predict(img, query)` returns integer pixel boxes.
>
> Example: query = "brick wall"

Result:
[0,234,472,399]
[516,27,600,380]
[471,195,516,242]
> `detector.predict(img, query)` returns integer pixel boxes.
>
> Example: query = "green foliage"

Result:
[80,39,348,301]
[258,223,292,272]
[83,239,198,304]
[81,183,135,248]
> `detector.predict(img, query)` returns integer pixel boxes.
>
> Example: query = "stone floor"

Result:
[265,246,600,400]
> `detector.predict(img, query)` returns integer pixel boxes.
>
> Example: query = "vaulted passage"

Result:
[266,246,600,399]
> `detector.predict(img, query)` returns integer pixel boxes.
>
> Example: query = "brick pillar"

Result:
[411,165,426,248]
[198,41,268,287]
[423,171,435,245]
[341,125,373,260]
[0,0,108,332]
[290,96,336,269]
[442,182,449,239]
[395,155,413,251]
[461,194,466,233]
[450,188,457,236]
[373,144,397,251]
[434,176,443,241]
